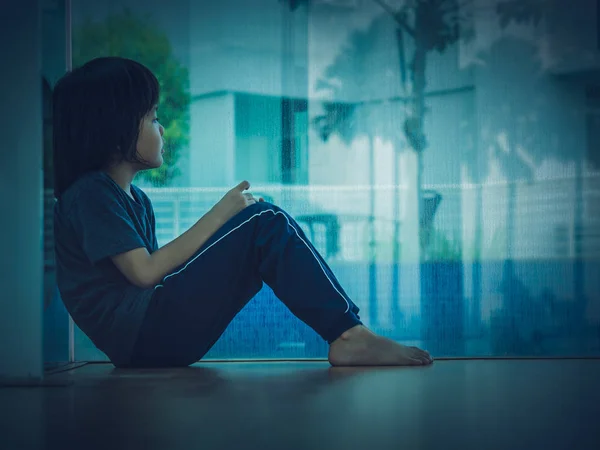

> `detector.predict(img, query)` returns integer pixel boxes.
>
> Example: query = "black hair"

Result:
[52,56,159,198]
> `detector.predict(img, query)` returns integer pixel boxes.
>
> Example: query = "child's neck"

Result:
[104,163,137,199]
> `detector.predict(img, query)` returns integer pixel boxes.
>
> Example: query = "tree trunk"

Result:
[411,31,428,343]
[573,161,585,334]
[368,135,378,327]
[472,183,483,336]
[411,36,427,256]
[392,147,401,326]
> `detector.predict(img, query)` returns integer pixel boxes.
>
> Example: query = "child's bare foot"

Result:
[328,325,433,366]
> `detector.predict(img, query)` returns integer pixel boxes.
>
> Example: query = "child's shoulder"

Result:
[59,171,118,208]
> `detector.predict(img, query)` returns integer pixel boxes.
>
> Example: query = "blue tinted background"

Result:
[44,0,600,362]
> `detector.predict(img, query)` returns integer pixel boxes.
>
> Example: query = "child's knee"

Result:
[248,202,292,226]
[249,200,279,213]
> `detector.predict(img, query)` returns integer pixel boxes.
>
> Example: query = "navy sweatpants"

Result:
[129,202,362,367]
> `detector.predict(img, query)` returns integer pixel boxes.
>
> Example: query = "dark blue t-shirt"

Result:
[54,171,158,367]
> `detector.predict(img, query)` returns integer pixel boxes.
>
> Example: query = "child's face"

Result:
[136,105,164,168]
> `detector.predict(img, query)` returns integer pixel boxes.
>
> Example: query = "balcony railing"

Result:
[43,174,600,271]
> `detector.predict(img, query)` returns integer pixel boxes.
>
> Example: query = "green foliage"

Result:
[296,0,543,148]
[72,8,190,186]
[393,0,471,52]
[280,0,308,11]
[496,0,545,28]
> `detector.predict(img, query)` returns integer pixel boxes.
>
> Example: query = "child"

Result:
[52,56,433,368]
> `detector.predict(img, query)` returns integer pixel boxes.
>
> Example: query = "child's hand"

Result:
[209,181,259,224]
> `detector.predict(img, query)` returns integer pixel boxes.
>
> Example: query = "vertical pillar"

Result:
[0,0,44,383]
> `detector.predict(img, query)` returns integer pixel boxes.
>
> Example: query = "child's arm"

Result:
[112,181,256,288]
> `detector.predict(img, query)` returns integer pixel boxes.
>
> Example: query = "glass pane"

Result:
[69,0,600,362]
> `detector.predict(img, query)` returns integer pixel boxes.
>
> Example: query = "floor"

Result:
[1,359,599,450]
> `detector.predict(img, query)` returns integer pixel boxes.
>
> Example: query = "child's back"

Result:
[54,170,157,366]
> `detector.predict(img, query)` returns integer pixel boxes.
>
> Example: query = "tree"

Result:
[73,8,190,186]
[281,0,547,342]
[284,0,544,252]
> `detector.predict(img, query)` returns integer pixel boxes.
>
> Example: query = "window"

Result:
[41,0,600,363]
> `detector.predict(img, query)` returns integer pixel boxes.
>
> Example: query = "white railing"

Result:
[43,174,600,269]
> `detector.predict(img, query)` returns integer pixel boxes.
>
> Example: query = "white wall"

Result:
[0,0,44,382]
[189,94,236,187]
[234,94,282,184]
[189,0,307,99]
